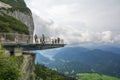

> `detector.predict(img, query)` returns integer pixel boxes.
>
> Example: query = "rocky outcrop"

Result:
[22,52,35,80]
[0,1,12,9]
[0,9,34,35]
[7,10,34,35]
[0,1,34,36]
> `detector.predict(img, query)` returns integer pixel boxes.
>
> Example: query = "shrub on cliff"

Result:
[0,45,22,80]
[0,13,29,34]
[35,64,77,80]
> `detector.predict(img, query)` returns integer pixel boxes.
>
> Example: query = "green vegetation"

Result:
[51,47,120,78]
[76,73,120,80]
[0,13,29,34]
[0,45,23,80]
[0,44,76,80]
[35,64,77,80]
[0,0,30,13]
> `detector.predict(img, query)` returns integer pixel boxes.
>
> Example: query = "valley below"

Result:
[35,45,120,79]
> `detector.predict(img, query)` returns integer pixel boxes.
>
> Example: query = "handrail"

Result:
[0,33,64,44]
[0,33,32,44]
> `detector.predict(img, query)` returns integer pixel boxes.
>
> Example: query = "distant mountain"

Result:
[80,44,120,54]
[96,45,120,54]
[46,47,120,78]
[34,51,51,65]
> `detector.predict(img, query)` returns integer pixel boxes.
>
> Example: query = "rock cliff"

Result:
[0,0,34,35]
[0,0,35,80]
[22,52,35,80]
[7,10,34,35]
[0,1,12,9]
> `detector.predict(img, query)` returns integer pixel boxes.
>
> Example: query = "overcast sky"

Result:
[25,0,120,45]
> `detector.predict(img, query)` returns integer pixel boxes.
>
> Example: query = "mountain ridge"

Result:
[36,46,120,78]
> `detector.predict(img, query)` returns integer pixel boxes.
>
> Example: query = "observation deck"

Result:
[0,33,65,56]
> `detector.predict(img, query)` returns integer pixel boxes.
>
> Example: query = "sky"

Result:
[24,0,120,45]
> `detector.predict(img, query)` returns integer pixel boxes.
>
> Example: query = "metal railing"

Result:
[0,33,32,44]
[36,37,64,44]
[0,33,64,44]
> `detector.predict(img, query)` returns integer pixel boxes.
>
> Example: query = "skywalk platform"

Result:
[2,43,65,56]
[3,43,65,51]
[0,33,65,56]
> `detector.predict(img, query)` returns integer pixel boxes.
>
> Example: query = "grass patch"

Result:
[76,73,120,80]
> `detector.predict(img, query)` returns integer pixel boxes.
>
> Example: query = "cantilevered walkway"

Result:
[0,33,65,56]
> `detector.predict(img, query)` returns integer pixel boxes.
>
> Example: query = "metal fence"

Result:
[0,33,64,44]
[0,33,32,43]
[34,37,64,44]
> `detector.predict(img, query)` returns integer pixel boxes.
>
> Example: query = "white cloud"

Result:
[25,0,120,45]
[114,35,120,44]
[101,31,113,43]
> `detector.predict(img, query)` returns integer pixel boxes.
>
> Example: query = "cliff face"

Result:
[22,53,35,80]
[6,10,34,35]
[0,1,34,35]
[0,1,12,9]
[0,0,35,80]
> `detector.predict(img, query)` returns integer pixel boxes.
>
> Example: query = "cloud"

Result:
[25,0,120,45]
[101,31,113,43]
[114,35,120,44]
[32,15,118,44]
